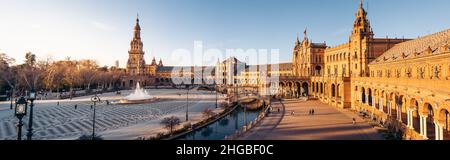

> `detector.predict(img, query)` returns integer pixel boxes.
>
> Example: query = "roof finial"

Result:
[136,13,140,22]
[304,27,308,39]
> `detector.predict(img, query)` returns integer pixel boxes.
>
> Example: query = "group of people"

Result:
[308,109,315,115]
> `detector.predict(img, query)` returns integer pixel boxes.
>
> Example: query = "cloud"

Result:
[91,21,115,31]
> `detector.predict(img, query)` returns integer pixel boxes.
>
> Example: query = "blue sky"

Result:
[0,0,449,67]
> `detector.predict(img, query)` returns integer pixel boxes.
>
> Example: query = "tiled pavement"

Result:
[240,99,384,140]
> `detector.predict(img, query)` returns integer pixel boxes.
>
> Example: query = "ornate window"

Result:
[418,67,425,79]
[406,67,412,78]
[433,66,441,79]
[395,69,401,78]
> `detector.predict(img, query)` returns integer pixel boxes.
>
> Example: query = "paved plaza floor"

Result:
[240,99,384,140]
[0,89,225,140]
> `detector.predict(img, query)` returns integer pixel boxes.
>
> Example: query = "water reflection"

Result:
[177,106,261,140]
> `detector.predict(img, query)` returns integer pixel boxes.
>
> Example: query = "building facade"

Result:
[301,2,449,140]
[217,2,450,140]
[122,16,214,88]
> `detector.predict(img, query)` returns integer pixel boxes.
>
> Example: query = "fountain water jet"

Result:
[116,83,156,104]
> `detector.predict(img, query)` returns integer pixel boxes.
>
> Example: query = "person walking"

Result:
[352,118,356,125]
[74,104,78,110]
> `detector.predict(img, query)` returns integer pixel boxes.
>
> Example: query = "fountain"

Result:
[116,83,157,104]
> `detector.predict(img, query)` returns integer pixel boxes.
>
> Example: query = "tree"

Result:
[160,116,181,134]
[17,52,42,91]
[78,59,99,92]
[0,53,17,96]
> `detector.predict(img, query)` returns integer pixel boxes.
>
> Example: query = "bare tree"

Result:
[78,59,99,92]
[0,53,17,96]
[202,107,216,118]
[160,116,181,134]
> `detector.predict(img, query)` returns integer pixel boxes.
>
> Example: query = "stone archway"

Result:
[295,82,301,98]
[409,98,421,134]
[387,92,395,118]
[396,95,407,124]
[312,82,315,94]
[368,88,373,107]
[331,84,336,97]
[380,91,386,113]
[438,108,450,140]
[315,65,322,76]
[320,83,323,94]
[423,103,436,140]
[361,87,366,104]
[302,82,309,97]
[337,84,341,99]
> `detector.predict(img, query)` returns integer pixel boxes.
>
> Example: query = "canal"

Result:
[176,105,262,140]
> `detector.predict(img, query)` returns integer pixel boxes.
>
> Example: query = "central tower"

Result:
[127,15,146,76]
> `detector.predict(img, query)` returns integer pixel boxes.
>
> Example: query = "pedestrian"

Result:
[74,104,77,110]
[90,105,93,110]
[57,101,59,106]
[352,118,356,125]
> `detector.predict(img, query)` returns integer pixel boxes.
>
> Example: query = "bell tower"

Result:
[350,0,374,77]
[127,15,146,76]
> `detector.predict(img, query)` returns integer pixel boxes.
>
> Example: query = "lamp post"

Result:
[6,90,10,108]
[215,83,218,109]
[185,84,190,122]
[26,89,36,140]
[9,89,14,110]
[15,97,27,140]
[91,94,101,140]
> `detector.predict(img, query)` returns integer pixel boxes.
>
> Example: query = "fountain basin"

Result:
[112,82,158,105]
[114,98,159,105]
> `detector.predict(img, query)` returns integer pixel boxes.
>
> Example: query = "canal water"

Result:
[177,106,262,140]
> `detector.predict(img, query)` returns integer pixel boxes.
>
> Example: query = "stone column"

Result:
[434,122,444,140]
[421,115,428,139]
[407,109,411,128]
[387,102,391,115]
[419,115,423,136]
[435,122,440,140]
[379,98,383,111]
[366,93,369,105]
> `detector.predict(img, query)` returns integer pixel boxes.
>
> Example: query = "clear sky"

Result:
[0,0,449,67]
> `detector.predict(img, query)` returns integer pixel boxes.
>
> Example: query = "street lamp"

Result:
[5,90,10,109]
[26,89,36,140]
[15,97,27,140]
[91,94,101,140]
[185,84,190,122]
[215,82,218,109]
[9,89,14,110]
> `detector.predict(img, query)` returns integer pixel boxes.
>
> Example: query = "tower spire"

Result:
[304,27,308,38]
